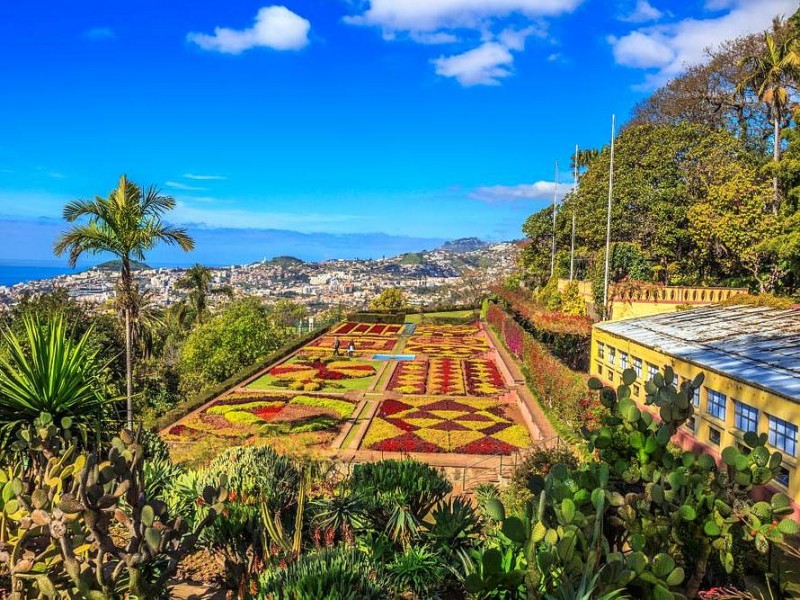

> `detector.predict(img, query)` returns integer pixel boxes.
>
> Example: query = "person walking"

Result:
[333,336,341,357]
[347,340,356,358]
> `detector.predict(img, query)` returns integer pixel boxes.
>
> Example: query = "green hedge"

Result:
[346,311,406,324]
[151,325,332,432]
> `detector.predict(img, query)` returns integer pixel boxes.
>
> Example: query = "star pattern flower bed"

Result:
[361,396,530,455]
[248,356,380,392]
[163,391,358,444]
[386,357,505,396]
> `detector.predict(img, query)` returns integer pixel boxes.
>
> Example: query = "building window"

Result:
[633,357,642,378]
[608,347,616,365]
[597,342,605,359]
[768,416,798,457]
[647,364,658,382]
[706,389,727,421]
[686,417,696,431]
[709,427,721,446]
[692,386,701,407]
[734,402,758,433]
[775,466,791,488]
[607,371,614,382]
[596,363,603,377]
[620,352,629,370]
[633,384,640,397]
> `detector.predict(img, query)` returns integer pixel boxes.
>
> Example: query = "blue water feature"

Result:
[401,324,416,335]
[373,354,416,361]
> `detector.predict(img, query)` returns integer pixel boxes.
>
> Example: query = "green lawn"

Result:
[405,309,478,324]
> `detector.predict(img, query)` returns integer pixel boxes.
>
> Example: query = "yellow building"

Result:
[591,305,800,511]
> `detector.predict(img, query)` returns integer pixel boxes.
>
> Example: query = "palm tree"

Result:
[54,175,194,427]
[738,26,800,211]
[175,263,233,324]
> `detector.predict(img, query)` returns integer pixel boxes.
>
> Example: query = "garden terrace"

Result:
[162,319,544,468]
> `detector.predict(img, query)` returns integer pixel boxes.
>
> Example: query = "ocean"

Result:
[0,264,78,287]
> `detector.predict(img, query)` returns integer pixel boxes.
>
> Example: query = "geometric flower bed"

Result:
[404,336,489,359]
[427,358,466,395]
[362,396,530,455]
[464,359,505,397]
[303,335,397,356]
[413,324,480,338]
[247,356,379,392]
[387,357,506,397]
[387,360,427,395]
[331,322,404,336]
[163,391,358,443]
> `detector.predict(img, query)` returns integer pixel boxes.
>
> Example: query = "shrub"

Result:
[386,544,447,598]
[491,290,591,370]
[487,303,600,441]
[536,277,562,310]
[256,547,385,599]
[510,444,579,491]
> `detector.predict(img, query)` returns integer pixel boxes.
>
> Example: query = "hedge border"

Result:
[151,324,332,432]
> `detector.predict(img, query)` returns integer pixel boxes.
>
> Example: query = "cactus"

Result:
[469,367,798,599]
[0,412,226,599]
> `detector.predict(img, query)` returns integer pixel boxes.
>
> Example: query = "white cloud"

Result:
[470,181,572,203]
[433,42,514,86]
[620,0,663,23]
[346,0,581,86]
[609,0,799,87]
[183,173,227,180]
[609,31,673,68]
[345,0,582,32]
[187,6,310,54]
[84,27,115,40]
[433,26,536,86]
[165,181,207,191]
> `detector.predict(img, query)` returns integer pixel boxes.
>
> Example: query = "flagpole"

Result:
[550,161,559,278]
[602,115,616,320]
[570,144,578,281]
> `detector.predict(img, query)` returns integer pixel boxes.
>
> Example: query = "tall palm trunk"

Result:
[121,257,133,429]
[773,107,781,215]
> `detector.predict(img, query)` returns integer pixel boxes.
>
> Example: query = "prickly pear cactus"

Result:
[518,367,799,600]
[0,412,227,599]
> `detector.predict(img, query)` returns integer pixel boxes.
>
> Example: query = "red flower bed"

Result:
[334,322,357,335]
[371,432,440,453]
[457,437,516,455]
[253,406,283,420]
[354,323,370,333]
[381,399,412,416]
[464,359,505,396]
[369,324,387,335]
[385,324,403,334]
[169,424,188,436]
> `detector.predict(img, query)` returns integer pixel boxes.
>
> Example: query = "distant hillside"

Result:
[92,260,150,272]
[271,256,305,267]
[439,237,487,253]
[399,252,426,265]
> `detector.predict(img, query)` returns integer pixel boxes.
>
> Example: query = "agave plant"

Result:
[425,497,481,567]
[386,544,447,599]
[0,314,112,449]
[257,547,385,599]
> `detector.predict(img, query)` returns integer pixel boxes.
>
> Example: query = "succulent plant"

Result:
[0,412,226,599]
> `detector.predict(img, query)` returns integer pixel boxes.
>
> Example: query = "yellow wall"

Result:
[556,279,749,322]
[590,327,800,506]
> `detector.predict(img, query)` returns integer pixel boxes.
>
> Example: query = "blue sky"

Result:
[0,0,796,266]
